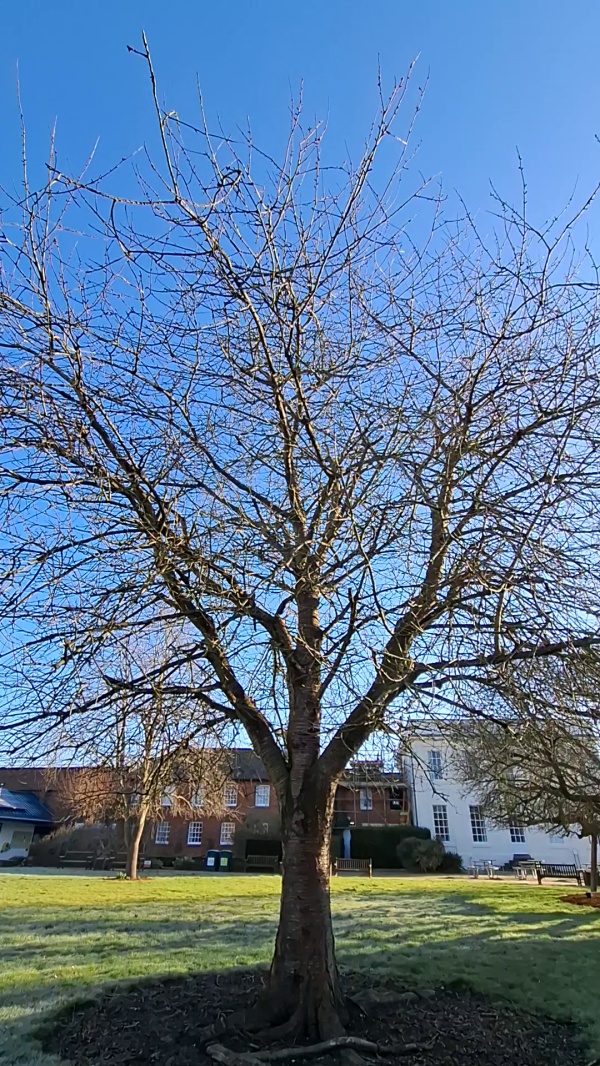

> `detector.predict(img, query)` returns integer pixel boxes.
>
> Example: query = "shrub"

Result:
[174,856,203,871]
[397,836,446,872]
[173,857,193,870]
[438,851,463,874]
[350,825,430,869]
[150,857,164,869]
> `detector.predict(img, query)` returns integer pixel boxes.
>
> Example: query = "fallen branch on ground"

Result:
[207,1035,434,1064]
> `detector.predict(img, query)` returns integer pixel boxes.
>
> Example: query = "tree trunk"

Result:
[590,833,598,894]
[266,781,346,1041]
[125,814,146,881]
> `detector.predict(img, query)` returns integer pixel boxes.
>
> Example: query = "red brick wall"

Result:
[144,779,278,859]
[334,784,409,827]
[145,780,410,859]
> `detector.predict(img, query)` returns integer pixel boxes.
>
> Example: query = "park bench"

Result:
[332,858,373,877]
[534,862,584,886]
[106,851,145,872]
[58,850,94,869]
[245,854,280,873]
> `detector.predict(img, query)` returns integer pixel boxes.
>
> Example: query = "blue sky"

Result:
[1,2,599,764]
[1,2,599,228]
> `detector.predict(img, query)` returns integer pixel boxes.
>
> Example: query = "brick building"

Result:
[143,753,410,861]
[0,753,410,864]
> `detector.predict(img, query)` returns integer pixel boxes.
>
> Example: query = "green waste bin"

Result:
[220,850,233,872]
[205,849,220,871]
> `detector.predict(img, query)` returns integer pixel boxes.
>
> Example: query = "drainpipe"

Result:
[407,753,419,827]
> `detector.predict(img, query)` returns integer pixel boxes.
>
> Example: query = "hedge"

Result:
[244,837,282,858]
[343,824,431,868]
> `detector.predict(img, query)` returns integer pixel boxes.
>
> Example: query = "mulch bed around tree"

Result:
[561,893,600,908]
[39,969,586,1066]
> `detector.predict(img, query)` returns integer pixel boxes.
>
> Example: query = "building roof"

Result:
[0,750,405,798]
[0,787,55,825]
[229,749,270,781]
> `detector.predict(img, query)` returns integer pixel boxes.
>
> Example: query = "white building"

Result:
[404,723,583,868]
[0,787,54,864]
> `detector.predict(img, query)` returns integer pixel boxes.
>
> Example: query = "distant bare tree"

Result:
[452,656,600,891]
[2,40,600,1040]
[50,722,229,880]
[45,641,230,878]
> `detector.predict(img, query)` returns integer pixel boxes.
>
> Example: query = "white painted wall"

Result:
[405,730,584,868]
[0,820,35,863]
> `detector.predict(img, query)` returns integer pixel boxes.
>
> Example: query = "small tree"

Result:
[51,734,229,878]
[453,711,600,891]
[46,640,231,879]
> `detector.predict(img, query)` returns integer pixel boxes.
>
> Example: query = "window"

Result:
[469,806,487,843]
[191,788,204,808]
[359,788,373,810]
[161,787,175,808]
[187,822,203,846]
[389,786,406,811]
[509,823,526,844]
[220,822,235,846]
[155,822,170,845]
[255,784,271,807]
[224,784,238,808]
[427,750,443,779]
[432,804,450,843]
[10,829,33,850]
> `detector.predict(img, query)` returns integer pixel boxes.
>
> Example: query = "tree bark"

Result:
[590,833,598,894]
[125,813,146,881]
[265,779,346,1041]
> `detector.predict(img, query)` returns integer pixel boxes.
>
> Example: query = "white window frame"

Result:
[254,784,270,808]
[191,788,204,808]
[509,822,526,844]
[187,822,203,846]
[359,788,373,811]
[427,750,443,780]
[220,821,235,846]
[469,805,487,843]
[161,787,175,808]
[432,804,450,843]
[155,822,170,845]
[224,784,238,809]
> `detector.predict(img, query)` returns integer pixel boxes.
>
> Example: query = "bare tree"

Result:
[451,657,600,891]
[49,685,230,879]
[2,41,600,1040]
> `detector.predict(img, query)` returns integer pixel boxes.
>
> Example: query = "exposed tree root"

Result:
[207,1035,435,1064]
[254,1006,305,1044]
[197,1005,276,1047]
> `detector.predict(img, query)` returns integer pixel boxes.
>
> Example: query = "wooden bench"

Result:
[245,854,280,873]
[106,851,145,872]
[535,862,584,886]
[332,858,372,877]
[58,850,94,869]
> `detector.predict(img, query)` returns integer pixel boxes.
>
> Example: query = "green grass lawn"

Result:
[1,873,599,1065]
